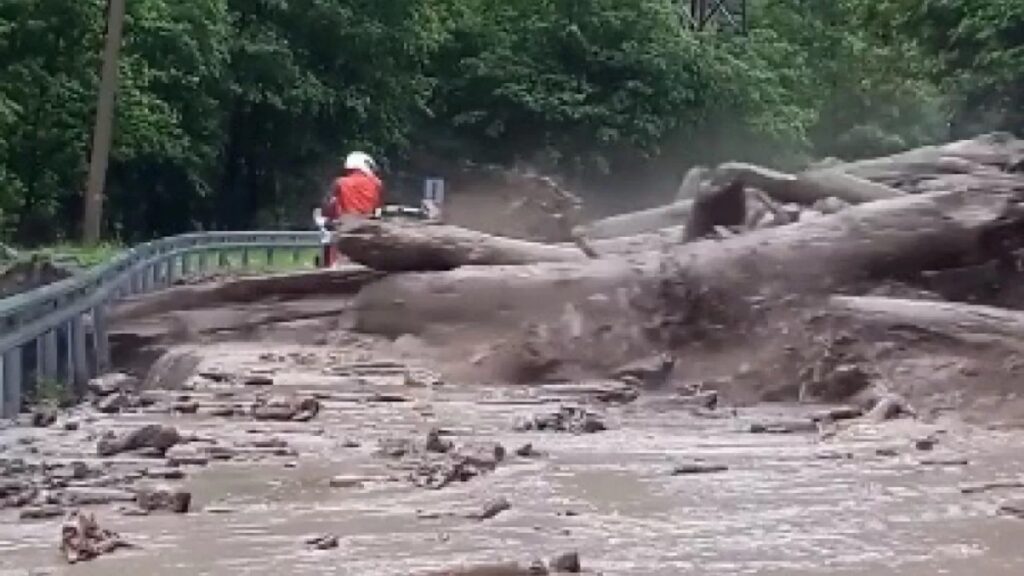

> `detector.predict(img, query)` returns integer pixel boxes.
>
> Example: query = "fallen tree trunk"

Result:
[715,162,906,205]
[333,220,587,271]
[826,295,1024,347]
[583,200,693,239]
[354,189,1024,346]
[111,267,381,323]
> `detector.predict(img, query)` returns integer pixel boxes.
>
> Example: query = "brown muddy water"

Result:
[2,343,1024,575]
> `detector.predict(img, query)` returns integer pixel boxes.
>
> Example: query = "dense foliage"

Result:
[0,0,1020,244]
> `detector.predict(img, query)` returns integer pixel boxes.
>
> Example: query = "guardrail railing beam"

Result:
[0,230,322,419]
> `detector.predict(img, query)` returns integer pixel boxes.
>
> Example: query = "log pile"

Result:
[336,134,1024,411]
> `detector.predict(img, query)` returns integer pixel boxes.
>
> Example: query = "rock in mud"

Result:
[549,552,581,573]
[612,354,675,388]
[135,486,191,514]
[88,373,140,397]
[515,444,541,458]
[60,511,131,563]
[471,497,511,521]
[165,446,209,467]
[410,443,506,490]
[671,461,729,475]
[914,436,938,451]
[998,500,1024,519]
[516,406,606,434]
[171,401,200,414]
[250,396,320,422]
[31,405,59,428]
[94,392,132,415]
[306,534,340,550]
[801,363,873,402]
[377,438,418,459]
[97,425,181,457]
[426,428,454,454]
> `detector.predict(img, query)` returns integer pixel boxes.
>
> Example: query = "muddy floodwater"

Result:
[3,343,1024,575]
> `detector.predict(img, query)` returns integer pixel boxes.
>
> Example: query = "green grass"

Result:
[14,243,321,275]
[26,242,124,269]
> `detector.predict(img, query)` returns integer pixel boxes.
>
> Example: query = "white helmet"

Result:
[344,151,378,176]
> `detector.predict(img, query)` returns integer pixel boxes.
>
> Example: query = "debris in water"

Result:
[516,406,606,434]
[470,497,511,521]
[671,461,729,475]
[97,425,181,457]
[60,511,132,564]
[135,486,191,514]
[306,534,340,550]
[549,551,581,573]
[250,396,320,422]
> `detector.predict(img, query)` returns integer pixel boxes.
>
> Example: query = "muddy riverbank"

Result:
[3,342,1024,575]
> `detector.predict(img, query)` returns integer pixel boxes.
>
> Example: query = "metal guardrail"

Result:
[0,231,324,418]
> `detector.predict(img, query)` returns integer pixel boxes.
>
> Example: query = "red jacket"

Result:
[325,170,381,218]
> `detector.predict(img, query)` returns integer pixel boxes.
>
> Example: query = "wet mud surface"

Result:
[3,343,1024,575]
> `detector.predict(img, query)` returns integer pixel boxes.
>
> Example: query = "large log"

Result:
[354,189,1024,343]
[829,133,1024,190]
[333,220,588,271]
[583,200,694,239]
[715,162,906,205]
[826,295,1024,348]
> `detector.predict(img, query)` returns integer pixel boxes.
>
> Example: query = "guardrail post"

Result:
[265,247,274,269]
[1,346,23,418]
[37,330,59,384]
[218,250,229,269]
[182,253,193,279]
[71,315,89,395]
[291,248,301,265]
[129,269,138,294]
[93,304,110,374]
[198,251,209,277]
[143,264,155,292]
[241,248,251,269]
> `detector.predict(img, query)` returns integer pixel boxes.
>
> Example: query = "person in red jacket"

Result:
[323,151,383,220]
[319,151,383,266]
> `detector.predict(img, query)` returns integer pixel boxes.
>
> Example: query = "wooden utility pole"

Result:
[83,0,126,245]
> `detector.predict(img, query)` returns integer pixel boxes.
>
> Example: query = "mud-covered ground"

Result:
[3,342,1024,575]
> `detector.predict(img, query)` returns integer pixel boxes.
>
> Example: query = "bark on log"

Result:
[333,220,587,271]
[354,189,1024,342]
[826,295,1024,347]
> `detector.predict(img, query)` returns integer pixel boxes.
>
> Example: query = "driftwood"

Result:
[333,220,588,271]
[354,189,1024,343]
[715,162,906,205]
[836,133,1024,187]
[827,295,1024,347]
[584,200,693,239]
